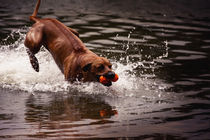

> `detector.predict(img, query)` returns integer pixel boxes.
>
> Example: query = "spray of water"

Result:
[0,28,170,97]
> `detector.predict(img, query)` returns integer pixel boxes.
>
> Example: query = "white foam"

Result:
[0,29,170,97]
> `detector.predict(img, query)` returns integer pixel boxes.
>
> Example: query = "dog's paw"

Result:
[26,49,39,72]
[30,57,39,72]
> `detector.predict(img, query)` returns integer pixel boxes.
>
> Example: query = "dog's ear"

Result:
[82,63,92,72]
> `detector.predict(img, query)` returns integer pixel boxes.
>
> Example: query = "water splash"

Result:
[0,28,170,97]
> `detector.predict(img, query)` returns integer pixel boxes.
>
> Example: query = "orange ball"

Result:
[111,74,119,82]
[99,76,109,84]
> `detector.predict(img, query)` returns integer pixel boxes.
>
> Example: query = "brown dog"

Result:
[24,0,117,86]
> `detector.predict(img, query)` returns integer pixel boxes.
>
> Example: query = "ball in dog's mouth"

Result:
[98,74,119,87]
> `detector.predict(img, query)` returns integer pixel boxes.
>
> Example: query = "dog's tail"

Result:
[30,0,41,22]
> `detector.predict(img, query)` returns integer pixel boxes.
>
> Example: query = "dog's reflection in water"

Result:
[25,93,117,130]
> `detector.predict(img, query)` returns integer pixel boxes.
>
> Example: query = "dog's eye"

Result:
[108,65,112,69]
[98,65,104,71]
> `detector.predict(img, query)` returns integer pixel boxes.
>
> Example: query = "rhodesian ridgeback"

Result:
[24,0,118,86]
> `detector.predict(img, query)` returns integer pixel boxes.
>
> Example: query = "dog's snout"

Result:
[105,71,115,79]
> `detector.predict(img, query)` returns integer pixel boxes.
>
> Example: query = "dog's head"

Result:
[82,57,117,86]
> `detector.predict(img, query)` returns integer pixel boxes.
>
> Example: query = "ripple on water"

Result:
[80,32,101,38]
[168,40,191,46]
[111,36,146,43]
[99,28,126,33]
[201,46,210,49]
[89,39,116,45]
[174,55,207,60]
[171,50,207,55]
[110,18,210,32]
[175,81,196,86]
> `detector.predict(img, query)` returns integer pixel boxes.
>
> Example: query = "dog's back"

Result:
[25,0,85,72]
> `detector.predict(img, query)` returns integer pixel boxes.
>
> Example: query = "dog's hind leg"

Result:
[24,24,44,72]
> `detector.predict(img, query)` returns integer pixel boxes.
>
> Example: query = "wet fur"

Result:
[24,0,114,84]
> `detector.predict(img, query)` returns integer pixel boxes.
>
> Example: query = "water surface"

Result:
[0,0,210,139]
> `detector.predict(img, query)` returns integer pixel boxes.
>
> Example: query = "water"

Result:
[1,0,210,139]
